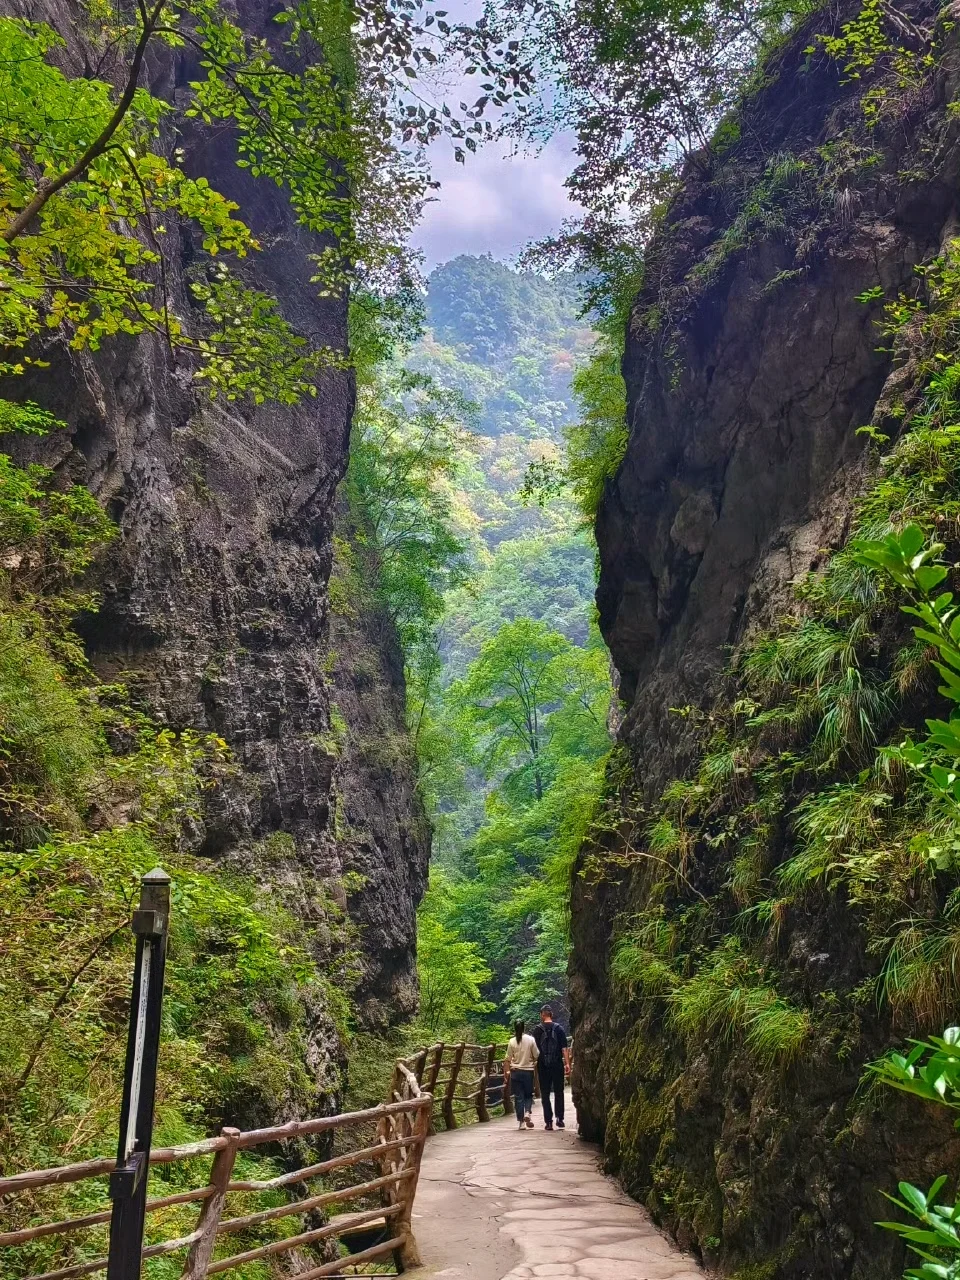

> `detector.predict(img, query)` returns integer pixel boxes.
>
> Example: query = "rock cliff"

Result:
[572,2,960,1276]
[4,0,428,1119]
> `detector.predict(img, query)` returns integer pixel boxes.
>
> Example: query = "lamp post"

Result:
[107,868,170,1280]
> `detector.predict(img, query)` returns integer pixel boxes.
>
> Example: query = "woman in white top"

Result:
[504,1019,539,1129]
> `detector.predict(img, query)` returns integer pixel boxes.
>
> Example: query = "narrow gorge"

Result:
[6,0,960,1276]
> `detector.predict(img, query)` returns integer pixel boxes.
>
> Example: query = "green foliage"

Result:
[0,15,307,397]
[870,1025,960,1111]
[442,531,597,678]
[565,317,630,517]
[777,783,892,889]
[416,870,495,1034]
[347,260,612,1029]
[424,254,584,364]
[453,617,574,800]
[0,610,102,837]
[665,939,810,1065]
[852,525,960,825]
[611,917,811,1067]
[189,274,332,405]
[0,0,457,404]
[480,0,816,296]
[348,361,473,661]
[591,145,960,1153]
[812,0,937,128]
[410,255,594,548]
[611,911,677,997]
[501,903,570,1018]
[0,444,115,599]
[742,610,894,765]
[689,153,815,288]
[870,1027,960,1279]
[0,422,358,1277]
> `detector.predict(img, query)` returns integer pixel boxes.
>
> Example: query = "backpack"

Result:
[539,1023,560,1068]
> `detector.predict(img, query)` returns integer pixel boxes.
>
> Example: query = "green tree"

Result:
[417,871,494,1034]
[454,618,572,801]
[346,355,475,717]
[431,621,611,1021]
[0,12,343,401]
[564,260,644,515]
[0,0,531,405]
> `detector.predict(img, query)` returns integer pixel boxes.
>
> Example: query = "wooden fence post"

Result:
[108,869,172,1280]
[412,1049,427,1086]
[475,1072,488,1124]
[425,1043,443,1135]
[424,1043,443,1094]
[477,1044,496,1123]
[180,1127,240,1280]
[485,1043,496,1080]
[396,1100,431,1270]
[442,1044,464,1131]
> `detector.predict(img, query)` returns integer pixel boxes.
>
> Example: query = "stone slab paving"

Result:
[411,1093,705,1280]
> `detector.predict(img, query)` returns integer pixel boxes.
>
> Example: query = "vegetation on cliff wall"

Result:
[0,413,375,1280]
[560,0,960,1274]
[0,0,490,1193]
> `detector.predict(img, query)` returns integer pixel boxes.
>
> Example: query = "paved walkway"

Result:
[411,1093,705,1280]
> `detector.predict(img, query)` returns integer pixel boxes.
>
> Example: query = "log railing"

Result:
[395,1042,506,1133]
[0,1084,430,1278]
[0,1043,504,1279]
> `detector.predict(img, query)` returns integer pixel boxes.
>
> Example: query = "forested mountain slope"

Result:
[413,256,596,673]
[571,1,960,1275]
[403,255,611,1029]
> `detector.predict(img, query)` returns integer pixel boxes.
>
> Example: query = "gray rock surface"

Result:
[3,0,428,1117]
[570,1,960,1275]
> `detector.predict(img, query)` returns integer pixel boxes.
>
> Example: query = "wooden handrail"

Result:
[0,1188,216,1249]
[226,1136,410,1191]
[1,1040,504,1280]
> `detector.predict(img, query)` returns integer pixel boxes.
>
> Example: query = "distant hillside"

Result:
[409,255,597,676]
[412,255,593,449]
[426,254,584,360]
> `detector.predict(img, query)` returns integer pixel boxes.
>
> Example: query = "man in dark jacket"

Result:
[532,1005,570,1130]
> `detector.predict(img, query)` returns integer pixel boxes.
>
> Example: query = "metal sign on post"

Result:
[107,868,171,1280]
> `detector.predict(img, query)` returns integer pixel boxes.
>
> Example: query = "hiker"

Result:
[504,1018,538,1129]
[532,1004,570,1130]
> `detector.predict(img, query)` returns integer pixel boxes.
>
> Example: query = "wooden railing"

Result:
[395,1042,506,1133]
[0,1071,430,1278]
[0,1043,504,1279]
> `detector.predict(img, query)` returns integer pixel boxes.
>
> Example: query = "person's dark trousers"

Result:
[511,1069,534,1123]
[538,1062,565,1125]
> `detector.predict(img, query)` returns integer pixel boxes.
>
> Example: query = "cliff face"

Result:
[326,507,431,1029]
[6,0,428,1118]
[572,4,960,1277]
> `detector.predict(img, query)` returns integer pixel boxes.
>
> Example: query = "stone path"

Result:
[411,1093,705,1280]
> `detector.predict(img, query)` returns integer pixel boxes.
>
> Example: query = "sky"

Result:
[410,134,580,270]
[405,0,580,272]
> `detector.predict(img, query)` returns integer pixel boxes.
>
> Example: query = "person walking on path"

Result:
[504,1019,538,1129]
[532,1005,570,1130]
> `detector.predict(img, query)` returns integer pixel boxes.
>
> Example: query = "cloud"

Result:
[411,134,580,269]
